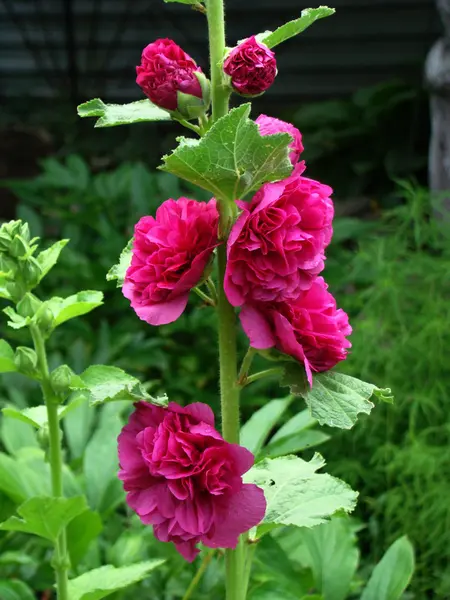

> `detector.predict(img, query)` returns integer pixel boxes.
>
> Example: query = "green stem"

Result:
[193,286,215,306]
[178,119,201,135]
[182,551,214,600]
[207,2,246,598]
[244,368,284,387]
[237,348,256,385]
[30,325,69,600]
[242,543,257,598]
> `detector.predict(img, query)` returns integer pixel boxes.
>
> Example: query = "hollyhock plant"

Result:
[123,197,219,326]
[136,38,209,117]
[74,5,396,600]
[224,169,334,307]
[223,36,277,96]
[240,276,352,385]
[256,114,304,165]
[118,401,266,561]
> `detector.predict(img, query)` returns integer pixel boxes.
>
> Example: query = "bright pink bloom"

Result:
[223,36,277,96]
[240,277,352,385]
[118,401,266,561]
[136,39,203,111]
[256,114,304,165]
[224,168,334,306]
[123,198,219,326]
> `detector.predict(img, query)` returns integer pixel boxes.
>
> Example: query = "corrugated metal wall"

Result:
[0,0,441,104]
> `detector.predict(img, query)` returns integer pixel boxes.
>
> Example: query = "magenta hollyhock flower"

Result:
[223,36,277,96]
[224,167,334,307]
[256,114,304,165]
[118,401,266,561]
[123,198,219,326]
[136,39,204,111]
[240,277,352,385]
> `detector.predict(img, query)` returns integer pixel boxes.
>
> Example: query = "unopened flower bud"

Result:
[50,365,75,397]
[34,304,55,332]
[223,36,277,97]
[21,257,42,289]
[136,39,210,119]
[0,221,31,253]
[17,293,42,318]
[14,346,38,376]
[10,235,29,259]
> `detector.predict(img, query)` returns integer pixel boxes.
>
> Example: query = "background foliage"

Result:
[0,79,446,598]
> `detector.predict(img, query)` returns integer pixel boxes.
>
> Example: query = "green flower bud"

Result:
[0,221,31,253]
[174,72,211,121]
[34,304,55,332]
[50,365,75,397]
[14,346,38,376]
[21,257,42,289]
[17,293,42,318]
[37,424,49,449]
[10,235,29,259]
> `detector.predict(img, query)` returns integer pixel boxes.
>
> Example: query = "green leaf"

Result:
[47,291,104,327]
[106,238,133,287]
[36,239,69,279]
[0,411,38,455]
[164,0,203,3]
[0,496,88,542]
[71,364,167,406]
[0,579,35,600]
[301,517,359,600]
[361,537,415,600]
[161,103,292,202]
[281,366,393,429]
[2,401,84,430]
[0,339,17,373]
[245,454,357,537]
[77,98,171,128]
[67,510,103,567]
[262,429,330,459]
[260,7,335,48]
[304,371,393,429]
[83,406,124,512]
[67,560,165,600]
[270,409,317,443]
[3,307,30,330]
[0,452,49,503]
[241,397,292,455]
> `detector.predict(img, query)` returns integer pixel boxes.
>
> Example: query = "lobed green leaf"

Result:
[77,98,171,128]
[282,365,393,429]
[161,103,292,202]
[260,7,335,48]
[67,560,165,600]
[70,364,167,406]
[245,454,357,538]
[106,238,133,287]
[47,291,104,327]
[0,496,88,542]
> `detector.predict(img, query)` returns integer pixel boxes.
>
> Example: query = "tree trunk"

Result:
[425,0,450,213]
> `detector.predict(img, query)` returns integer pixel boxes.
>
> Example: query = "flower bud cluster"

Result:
[0,220,42,302]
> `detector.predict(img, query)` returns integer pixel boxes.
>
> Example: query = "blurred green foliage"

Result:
[0,154,447,598]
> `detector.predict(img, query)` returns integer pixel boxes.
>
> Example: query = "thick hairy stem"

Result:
[207,1,246,598]
[30,325,69,600]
